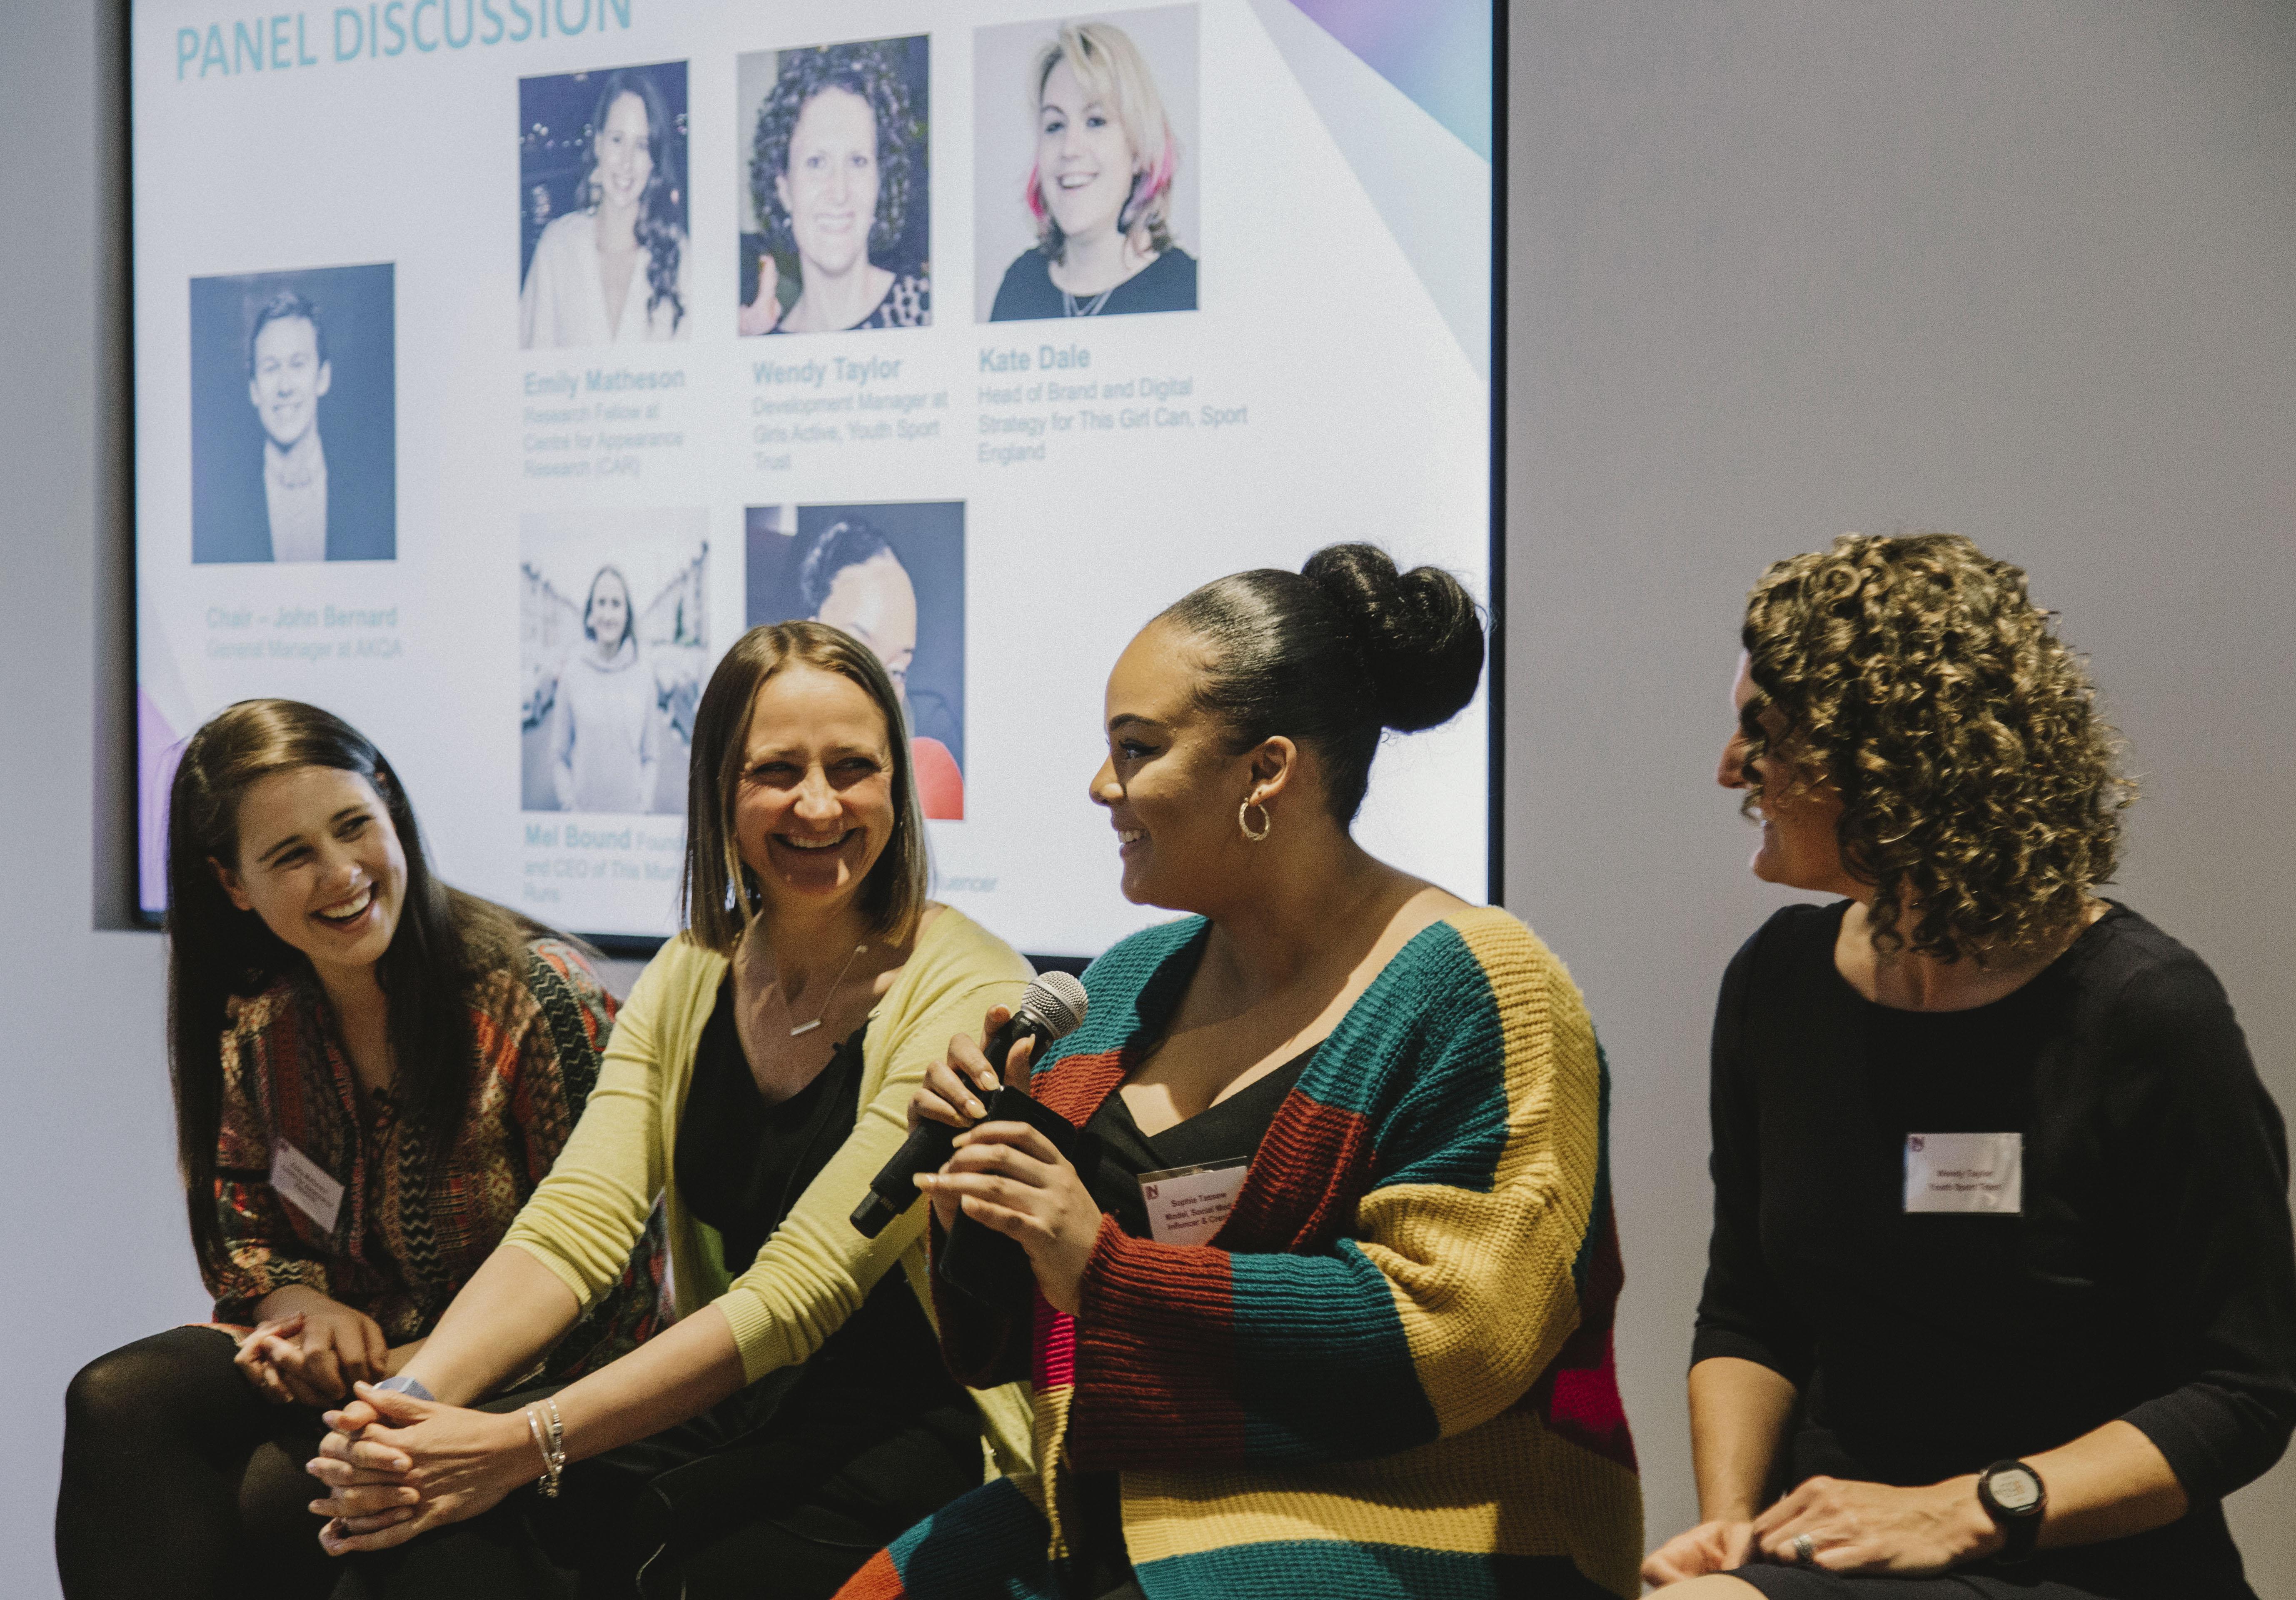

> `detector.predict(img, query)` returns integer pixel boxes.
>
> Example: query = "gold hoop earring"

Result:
[1238,798,1272,842]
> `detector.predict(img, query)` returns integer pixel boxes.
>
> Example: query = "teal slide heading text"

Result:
[175,0,633,80]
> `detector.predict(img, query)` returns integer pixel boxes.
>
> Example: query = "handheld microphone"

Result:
[848,970,1088,1237]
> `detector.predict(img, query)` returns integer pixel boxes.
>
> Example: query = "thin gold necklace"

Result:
[781,942,868,1038]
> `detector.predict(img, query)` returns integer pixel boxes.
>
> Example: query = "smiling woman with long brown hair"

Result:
[57,700,659,1600]
[302,622,1034,1599]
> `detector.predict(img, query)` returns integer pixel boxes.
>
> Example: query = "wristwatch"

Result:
[1976,1459,2047,1564]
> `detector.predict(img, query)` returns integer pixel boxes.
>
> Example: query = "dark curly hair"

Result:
[1737,532,2133,963]
[580,68,686,333]
[749,40,923,260]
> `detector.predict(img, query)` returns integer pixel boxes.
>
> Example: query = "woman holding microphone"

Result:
[305,623,1034,1598]
[846,545,1643,1599]
[1645,534,2296,1599]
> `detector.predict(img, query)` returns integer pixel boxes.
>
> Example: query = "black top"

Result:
[1695,902,2296,1599]
[988,246,1198,322]
[677,982,971,1520]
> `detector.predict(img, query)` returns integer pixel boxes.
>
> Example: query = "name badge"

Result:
[1138,1160,1250,1246]
[270,1140,345,1234]
[1903,1132,2022,1214]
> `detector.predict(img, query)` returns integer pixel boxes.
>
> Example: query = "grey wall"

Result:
[1506,0,2296,1588]
[2,0,2289,1592]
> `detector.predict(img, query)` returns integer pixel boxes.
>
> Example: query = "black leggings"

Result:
[57,1325,337,1600]
[330,1375,983,1600]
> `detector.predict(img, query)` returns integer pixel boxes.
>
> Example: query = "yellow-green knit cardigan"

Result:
[500,905,1037,1472]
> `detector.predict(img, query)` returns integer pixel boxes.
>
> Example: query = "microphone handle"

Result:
[848,1008,1050,1238]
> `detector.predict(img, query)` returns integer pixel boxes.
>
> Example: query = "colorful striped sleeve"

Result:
[1064,916,1607,1470]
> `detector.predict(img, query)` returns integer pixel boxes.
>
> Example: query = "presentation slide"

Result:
[132,0,1495,955]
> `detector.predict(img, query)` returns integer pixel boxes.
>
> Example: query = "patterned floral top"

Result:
[209,937,664,1376]
[764,269,931,332]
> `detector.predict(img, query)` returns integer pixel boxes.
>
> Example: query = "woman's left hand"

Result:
[919,1123,1102,1314]
[1750,1474,2002,1575]
[305,1384,539,1555]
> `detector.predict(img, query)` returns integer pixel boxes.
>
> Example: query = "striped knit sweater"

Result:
[841,907,1642,1600]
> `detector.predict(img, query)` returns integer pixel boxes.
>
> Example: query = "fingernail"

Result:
[966,1100,987,1118]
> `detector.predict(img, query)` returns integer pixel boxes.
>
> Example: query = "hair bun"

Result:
[1300,543,1485,732]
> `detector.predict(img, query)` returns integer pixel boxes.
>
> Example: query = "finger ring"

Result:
[1790,1533,1816,1566]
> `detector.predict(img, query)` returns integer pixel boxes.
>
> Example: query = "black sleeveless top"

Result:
[676,980,972,1537]
[1080,1048,1316,1236]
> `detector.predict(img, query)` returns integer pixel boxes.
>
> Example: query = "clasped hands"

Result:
[1642,1475,2004,1586]
[908,1004,1105,1315]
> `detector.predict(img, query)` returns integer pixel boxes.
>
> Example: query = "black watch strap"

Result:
[1977,1459,2047,1564]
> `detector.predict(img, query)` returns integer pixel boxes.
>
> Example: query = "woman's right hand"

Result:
[236,1288,389,1406]
[738,255,782,335]
[1641,1520,1757,1586]
[909,1005,1037,1231]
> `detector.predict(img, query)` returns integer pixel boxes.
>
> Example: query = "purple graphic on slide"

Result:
[1285,0,1490,158]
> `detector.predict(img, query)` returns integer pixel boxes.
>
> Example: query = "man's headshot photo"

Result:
[190,262,396,564]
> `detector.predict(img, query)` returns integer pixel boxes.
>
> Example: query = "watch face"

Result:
[1988,1465,2043,1513]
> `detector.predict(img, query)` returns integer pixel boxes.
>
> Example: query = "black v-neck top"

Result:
[1693,901,2296,1599]
[1081,1047,1316,1238]
[676,980,969,1488]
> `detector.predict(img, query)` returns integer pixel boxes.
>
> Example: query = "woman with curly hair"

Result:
[1645,534,2296,1600]
[522,68,690,348]
[741,39,929,335]
[988,20,1196,322]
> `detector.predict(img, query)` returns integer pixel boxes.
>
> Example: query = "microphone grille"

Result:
[1019,970,1090,1040]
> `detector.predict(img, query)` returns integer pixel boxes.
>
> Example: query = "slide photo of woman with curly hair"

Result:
[738,36,930,336]
[519,508,710,817]
[975,8,1198,322]
[518,61,691,348]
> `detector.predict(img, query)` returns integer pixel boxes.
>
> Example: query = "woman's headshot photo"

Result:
[518,61,691,349]
[519,508,710,817]
[737,37,930,337]
[189,263,396,564]
[975,8,1198,322]
[745,502,965,819]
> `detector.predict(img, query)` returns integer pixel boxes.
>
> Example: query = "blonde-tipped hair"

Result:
[680,620,929,955]
[1026,21,1179,262]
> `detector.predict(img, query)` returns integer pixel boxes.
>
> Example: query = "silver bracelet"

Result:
[523,1402,566,1498]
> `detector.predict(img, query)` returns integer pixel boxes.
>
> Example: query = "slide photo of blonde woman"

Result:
[520,509,710,816]
[974,8,1198,322]
[738,35,931,336]
[518,60,691,348]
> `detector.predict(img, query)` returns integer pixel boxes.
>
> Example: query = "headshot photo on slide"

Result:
[519,509,710,817]
[188,262,395,564]
[745,502,966,820]
[518,60,691,349]
[738,35,931,336]
[975,7,1199,322]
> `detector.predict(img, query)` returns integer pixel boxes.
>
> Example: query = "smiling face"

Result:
[775,86,881,279]
[1091,622,1262,910]
[591,90,655,212]
[585,569,632,653]
[215,765,407,984]
[733,663,898,920]
[1720,655,1858,894]
[1036,58,1137,245]
[813,552,917,703]
[246,315,329,450]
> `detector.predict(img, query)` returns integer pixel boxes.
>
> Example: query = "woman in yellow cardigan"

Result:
[304,621,1034,1597]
